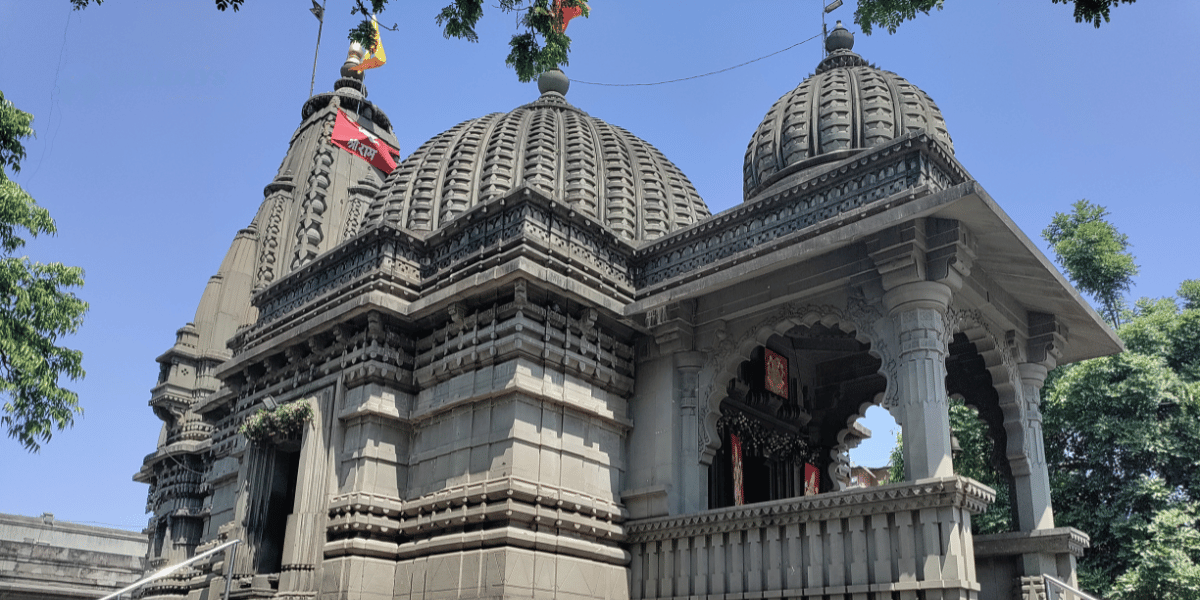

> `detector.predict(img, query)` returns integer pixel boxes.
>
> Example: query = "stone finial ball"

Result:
[825,21,854,52]
[538,69,570,96]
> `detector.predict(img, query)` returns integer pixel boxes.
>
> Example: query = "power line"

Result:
[573,33,821,87]
[26,10,73,184]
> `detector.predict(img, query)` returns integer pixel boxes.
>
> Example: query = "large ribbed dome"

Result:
[743,23,953,201]
[365,73,710,242]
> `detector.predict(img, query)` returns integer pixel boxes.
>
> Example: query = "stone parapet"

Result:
[0,513,147,600]
[625,477,994,600]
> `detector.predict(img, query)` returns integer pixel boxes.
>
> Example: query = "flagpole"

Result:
[308,0,328,98]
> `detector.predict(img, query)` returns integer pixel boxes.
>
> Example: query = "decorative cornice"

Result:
[633,133,968,292]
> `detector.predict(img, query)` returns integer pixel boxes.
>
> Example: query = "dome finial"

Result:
[538,68,570,97]
[340,42,366,81]
[825,20,854,53]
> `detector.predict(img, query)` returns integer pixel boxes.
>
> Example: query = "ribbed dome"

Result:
[743,23,953,201]
[365,76,711,242]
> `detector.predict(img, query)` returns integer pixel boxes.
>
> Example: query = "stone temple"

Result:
[134,25,1119,600]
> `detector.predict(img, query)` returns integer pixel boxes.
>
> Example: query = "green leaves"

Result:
[435,0,486,43]
[854,0,945,35]
[71,0,588,83]
[855,0,1138,35]
[0,92,88,452]
[1110,505,1200,600]
[239,401,313,444]
[1051,0,1139,29]
[946,397,1013,534]
[1043,200,1138,327]
[1042,296,1200,596]
[434,0,588,82]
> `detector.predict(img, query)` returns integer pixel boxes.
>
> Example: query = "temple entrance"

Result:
[709,323,883,508]
[254,446,300,574]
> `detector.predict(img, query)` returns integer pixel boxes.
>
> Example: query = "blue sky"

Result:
[1,1,1197,531]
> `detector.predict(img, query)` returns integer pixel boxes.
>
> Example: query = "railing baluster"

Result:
[747,525,763,593]
[765,524,782,591]
[871,512,893,587]
[676,534,691,598]
[847,515,869,600]
[693,533,709,596]
[712,532,727,595]
[631,541,644,600]
[729,528,744,594]
[660,538,674,598]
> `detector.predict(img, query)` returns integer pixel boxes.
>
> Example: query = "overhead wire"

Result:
[25,9,73,184]
[573,32,822,87]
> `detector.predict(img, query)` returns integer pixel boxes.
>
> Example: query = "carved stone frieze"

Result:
[635,134,967,290]
[255,185,292,292]
[291,108,338,270]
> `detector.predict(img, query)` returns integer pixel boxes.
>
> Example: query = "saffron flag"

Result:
[731,434,745,506]
[350,15,386,71]
[553,0,587,33]
[804,463,820,496]
[331,109,399,173]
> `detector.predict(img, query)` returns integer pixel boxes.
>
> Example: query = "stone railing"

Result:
[625,476,994,600]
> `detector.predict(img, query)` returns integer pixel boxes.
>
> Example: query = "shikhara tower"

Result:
[136,26,1118,600]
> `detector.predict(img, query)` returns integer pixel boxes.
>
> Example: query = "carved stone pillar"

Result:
[884,281,955,480]
[676,351,705,514]
[1015,362,1055,532]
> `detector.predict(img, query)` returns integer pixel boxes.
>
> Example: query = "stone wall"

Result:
[0,512,147,600]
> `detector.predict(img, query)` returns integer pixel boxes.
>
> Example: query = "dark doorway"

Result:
[257,448,301,573]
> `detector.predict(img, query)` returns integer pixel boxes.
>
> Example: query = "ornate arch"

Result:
[946,308,1032,477]
[699,297,893,462]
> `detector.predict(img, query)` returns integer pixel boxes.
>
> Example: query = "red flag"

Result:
[731,434,745,506]
[331,109,399,173]
[553,0,586,33]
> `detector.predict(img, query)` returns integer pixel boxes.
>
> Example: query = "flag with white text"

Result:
[331,109,398,173]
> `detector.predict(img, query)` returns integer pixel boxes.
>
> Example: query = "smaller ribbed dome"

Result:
[743,23,953,201]
[365,73,711,242]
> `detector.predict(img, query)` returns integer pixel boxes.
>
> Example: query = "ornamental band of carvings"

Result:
[255,241,388,326]
[255,192,640,330]
[634,136,965,289]
[422,199,634,289]
[292,109,338,270]
[256,186,291,292]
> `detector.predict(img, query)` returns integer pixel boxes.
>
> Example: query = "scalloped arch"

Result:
[700,303,884,462]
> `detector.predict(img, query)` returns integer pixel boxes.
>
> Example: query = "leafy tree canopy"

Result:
[0,92,88,452]
[1040,279,1200,596]
[854,0,1138,35]
[1110,504,1200,600]
[70,0,588,83]
[1043,200,1138,327]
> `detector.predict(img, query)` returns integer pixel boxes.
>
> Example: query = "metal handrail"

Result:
[1044,573,1102,600]
[98,539,240,600]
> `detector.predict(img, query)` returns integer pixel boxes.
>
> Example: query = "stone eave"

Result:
[629,178,1121,366]
[927,183,1123,364]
